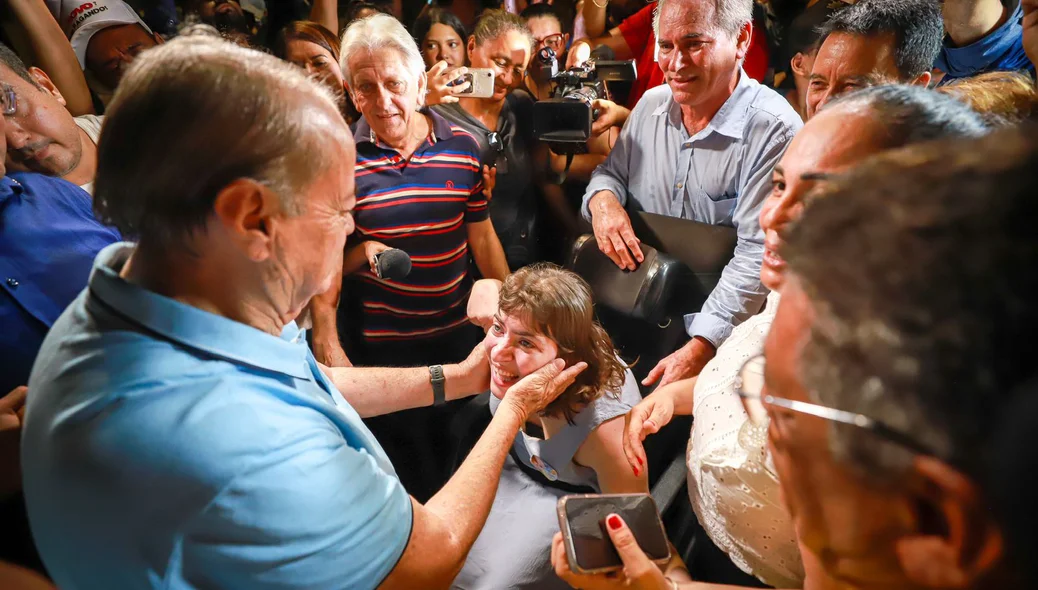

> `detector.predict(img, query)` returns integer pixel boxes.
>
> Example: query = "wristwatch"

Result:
[429,365,446,406]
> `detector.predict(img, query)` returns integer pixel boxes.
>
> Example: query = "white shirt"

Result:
[686,291,804,587]
[73,114,102,195]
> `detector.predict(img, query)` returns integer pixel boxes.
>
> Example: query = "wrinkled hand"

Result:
[363,241,392,274]
[482,165,497,201]
[642,337,716,387]
[458,342,492,394]
[1024,0,1038,70]
[567,40,592,68]
[502,358,588,421]
[467,278,502,331]
[426,61,470,105]
[552,515,671,590]
[591,99,631,137]
[590,191,644,271]
[0,386,27,433]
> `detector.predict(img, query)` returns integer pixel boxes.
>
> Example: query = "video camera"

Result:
[531,46,637,157]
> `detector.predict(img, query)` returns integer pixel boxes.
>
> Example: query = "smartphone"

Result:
[452,68,495,98]
[557,493,671,575]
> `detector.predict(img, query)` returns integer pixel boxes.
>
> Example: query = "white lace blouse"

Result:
[686,291,804,587]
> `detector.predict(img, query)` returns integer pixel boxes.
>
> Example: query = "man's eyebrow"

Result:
[800,171,836,182]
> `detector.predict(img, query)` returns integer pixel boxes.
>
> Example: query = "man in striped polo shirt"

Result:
[310,14,509,501]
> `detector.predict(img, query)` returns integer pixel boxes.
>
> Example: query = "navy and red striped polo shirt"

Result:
[348,110,488,342]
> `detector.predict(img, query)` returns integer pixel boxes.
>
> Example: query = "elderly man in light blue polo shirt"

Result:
[582,0,802,389]
[20,30,584,590]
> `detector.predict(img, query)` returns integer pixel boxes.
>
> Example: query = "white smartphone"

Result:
[453,68,496,98]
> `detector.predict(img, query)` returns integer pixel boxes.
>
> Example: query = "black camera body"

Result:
[532,47,637,156]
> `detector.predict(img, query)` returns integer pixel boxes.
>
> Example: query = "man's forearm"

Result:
[8,0,94,115]
[943,0,1008,46]
[422,402,526,574]
[309,0,339,35]
[685,238,768,346]
[469,228,509,281]
[582,0,609,39]
[325,362,482,417]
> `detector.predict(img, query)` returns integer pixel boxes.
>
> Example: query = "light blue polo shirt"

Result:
[21,243,413,589]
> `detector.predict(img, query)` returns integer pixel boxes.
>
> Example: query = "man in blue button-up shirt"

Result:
[0,92,120,397]
[582,0,802,387]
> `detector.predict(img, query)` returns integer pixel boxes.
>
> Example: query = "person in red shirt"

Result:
[570,0,767,109]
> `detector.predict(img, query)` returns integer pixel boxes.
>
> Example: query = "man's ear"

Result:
[911,71,933,88]
[211,178,282,263]
[467,36,477,60]
[417,70,429,107]
[27,67,67,106]
[895,455,1005,589]
[734,21,753,62]
[790,52,810,78]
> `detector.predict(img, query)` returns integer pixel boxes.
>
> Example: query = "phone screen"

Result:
[562,494,670,572]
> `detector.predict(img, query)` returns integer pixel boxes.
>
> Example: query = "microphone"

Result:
[374,248,412,281]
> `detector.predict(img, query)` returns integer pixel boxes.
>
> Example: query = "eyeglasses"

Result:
[1,84,16,116]
[735,354,940,458]
[534,33,565,50]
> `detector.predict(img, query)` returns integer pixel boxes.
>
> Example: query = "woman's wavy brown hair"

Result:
[498,263,626,423]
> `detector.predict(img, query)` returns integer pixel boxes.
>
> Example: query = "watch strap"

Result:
[429,365,446,406]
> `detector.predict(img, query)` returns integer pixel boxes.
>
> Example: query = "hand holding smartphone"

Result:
[451,68,495,99]
[556,493,671,574]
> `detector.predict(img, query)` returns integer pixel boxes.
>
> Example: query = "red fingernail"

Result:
[607,515,623,530]
[633,465,639,476]
[637,456,644,466]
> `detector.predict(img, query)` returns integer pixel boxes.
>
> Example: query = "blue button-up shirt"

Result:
[0,173,120,394]
[582,73,802,346]
[22,243,413,589]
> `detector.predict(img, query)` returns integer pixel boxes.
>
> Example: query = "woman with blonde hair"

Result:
[453,263,647,589]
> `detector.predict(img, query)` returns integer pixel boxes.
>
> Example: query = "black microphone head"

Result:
[375,248,412,280]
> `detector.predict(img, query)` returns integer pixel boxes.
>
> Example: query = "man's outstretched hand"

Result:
[642,337,716,388]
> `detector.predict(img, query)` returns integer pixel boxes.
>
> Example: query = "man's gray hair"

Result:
[93,26,348,249]
[340,14,426,88]
[783,127,1038,487]
[653,0,752,38]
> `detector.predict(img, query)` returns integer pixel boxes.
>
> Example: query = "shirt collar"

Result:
[353,108,453,148]
[0,175,25,207]
[88,243,311,380]
[653,69,755,140]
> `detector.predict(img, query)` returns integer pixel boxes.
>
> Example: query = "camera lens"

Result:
[562,85,599,106]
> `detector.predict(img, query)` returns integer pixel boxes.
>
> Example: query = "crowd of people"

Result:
[0,0,1036,588]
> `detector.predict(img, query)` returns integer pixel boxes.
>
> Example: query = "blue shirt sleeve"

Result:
[178,404,413,590]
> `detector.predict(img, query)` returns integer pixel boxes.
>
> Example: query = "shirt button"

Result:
[676,183,684,189]
[5,277,18,288]
[683,142,692,148]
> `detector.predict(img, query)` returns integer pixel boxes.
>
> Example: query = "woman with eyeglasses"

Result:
[433,10,571,268]
[519,3,570,100]
[552,87,990,589]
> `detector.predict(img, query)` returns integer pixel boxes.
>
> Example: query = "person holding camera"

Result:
[582,0,801,389]
[433,10,568,268]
